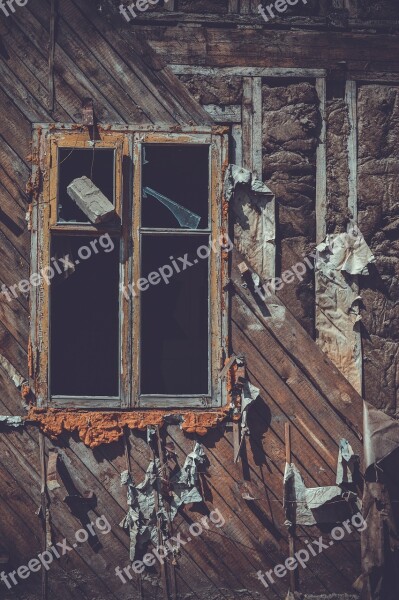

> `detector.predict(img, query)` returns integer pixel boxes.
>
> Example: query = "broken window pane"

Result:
[57,148,115,223]
[142,145,209,229]
[140,235,209,395]
[50,235,120,397]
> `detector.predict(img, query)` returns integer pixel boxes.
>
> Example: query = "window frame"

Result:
[30,125,229,410]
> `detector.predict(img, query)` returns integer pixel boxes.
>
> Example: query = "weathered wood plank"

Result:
[231,254,363,438]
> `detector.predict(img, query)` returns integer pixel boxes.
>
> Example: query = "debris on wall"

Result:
[120,443,206,559]
[315,222,375,392]
[224,164,275,280]
[170,442,205,518]
[120,460,170,560]
[0,415,23,428]
[336,438,358,486]
[363,401,399,472]
[283,462,344,526]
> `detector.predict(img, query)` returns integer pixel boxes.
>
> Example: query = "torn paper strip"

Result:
[336,438,359,485]
[241,381,260,430]
[170,443,206,519]
[120,460,170,560]
[284,462,343,526]
[0,415,23,427]
[224,164,275,280]
[364,401,399,473]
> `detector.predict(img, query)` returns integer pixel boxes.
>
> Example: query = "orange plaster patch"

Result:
[27,407,231,448]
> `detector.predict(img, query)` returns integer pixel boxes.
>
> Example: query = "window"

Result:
[30,127,229,409]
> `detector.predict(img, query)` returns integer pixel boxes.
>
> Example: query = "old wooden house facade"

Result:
[0,1,399,599]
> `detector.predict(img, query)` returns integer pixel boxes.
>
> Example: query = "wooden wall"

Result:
[0,1,395,598]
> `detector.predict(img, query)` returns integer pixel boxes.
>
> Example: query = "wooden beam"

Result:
[315,77,327,243]
[252,77,262,179]
[242,77,254,173]
[228,0,240,12]
[346,80,358,221]
[241,77,276,280]
[231,124,243,167]
[203,104,242,123]
[170,65,327,78]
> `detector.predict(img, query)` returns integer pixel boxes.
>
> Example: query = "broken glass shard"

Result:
[143,187,201,230]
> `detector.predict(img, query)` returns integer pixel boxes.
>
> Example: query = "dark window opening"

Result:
[142,145,209,229]
[50,235,120,397]
[140,235,209,395]
[57,148,115,223]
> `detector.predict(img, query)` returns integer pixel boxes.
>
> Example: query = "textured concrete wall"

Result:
[326,98,350,233]
[178,75,243,105]
[262,82,319,336]
[358,85,399,416]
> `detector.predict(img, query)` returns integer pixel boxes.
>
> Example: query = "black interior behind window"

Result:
[50,235,120,396]
[140,235,209,395]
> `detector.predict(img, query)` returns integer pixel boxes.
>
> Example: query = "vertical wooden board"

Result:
[315,77,327,244]
[252,77,262,179]
[231,124,243,166]
[346,80,358,222]
[242,77,253,172]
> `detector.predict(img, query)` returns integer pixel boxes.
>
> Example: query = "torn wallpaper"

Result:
[363,401,399,473]
[170,442,205,519]
[315,222,374,393]
[224,164,275,281]
[120,460,170,560]
[284,462,344,526]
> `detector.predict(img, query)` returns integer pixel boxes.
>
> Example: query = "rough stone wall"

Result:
[358,85,399,416]
[178,75,243,105]
[262,82,319,336]
[326,98,350,233]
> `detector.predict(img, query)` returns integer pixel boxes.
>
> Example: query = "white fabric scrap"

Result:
[284,462,342,526]
[0,415,23,427]
[170,443,206,519]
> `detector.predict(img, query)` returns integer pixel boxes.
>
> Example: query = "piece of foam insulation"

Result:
[67,176,116,224]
